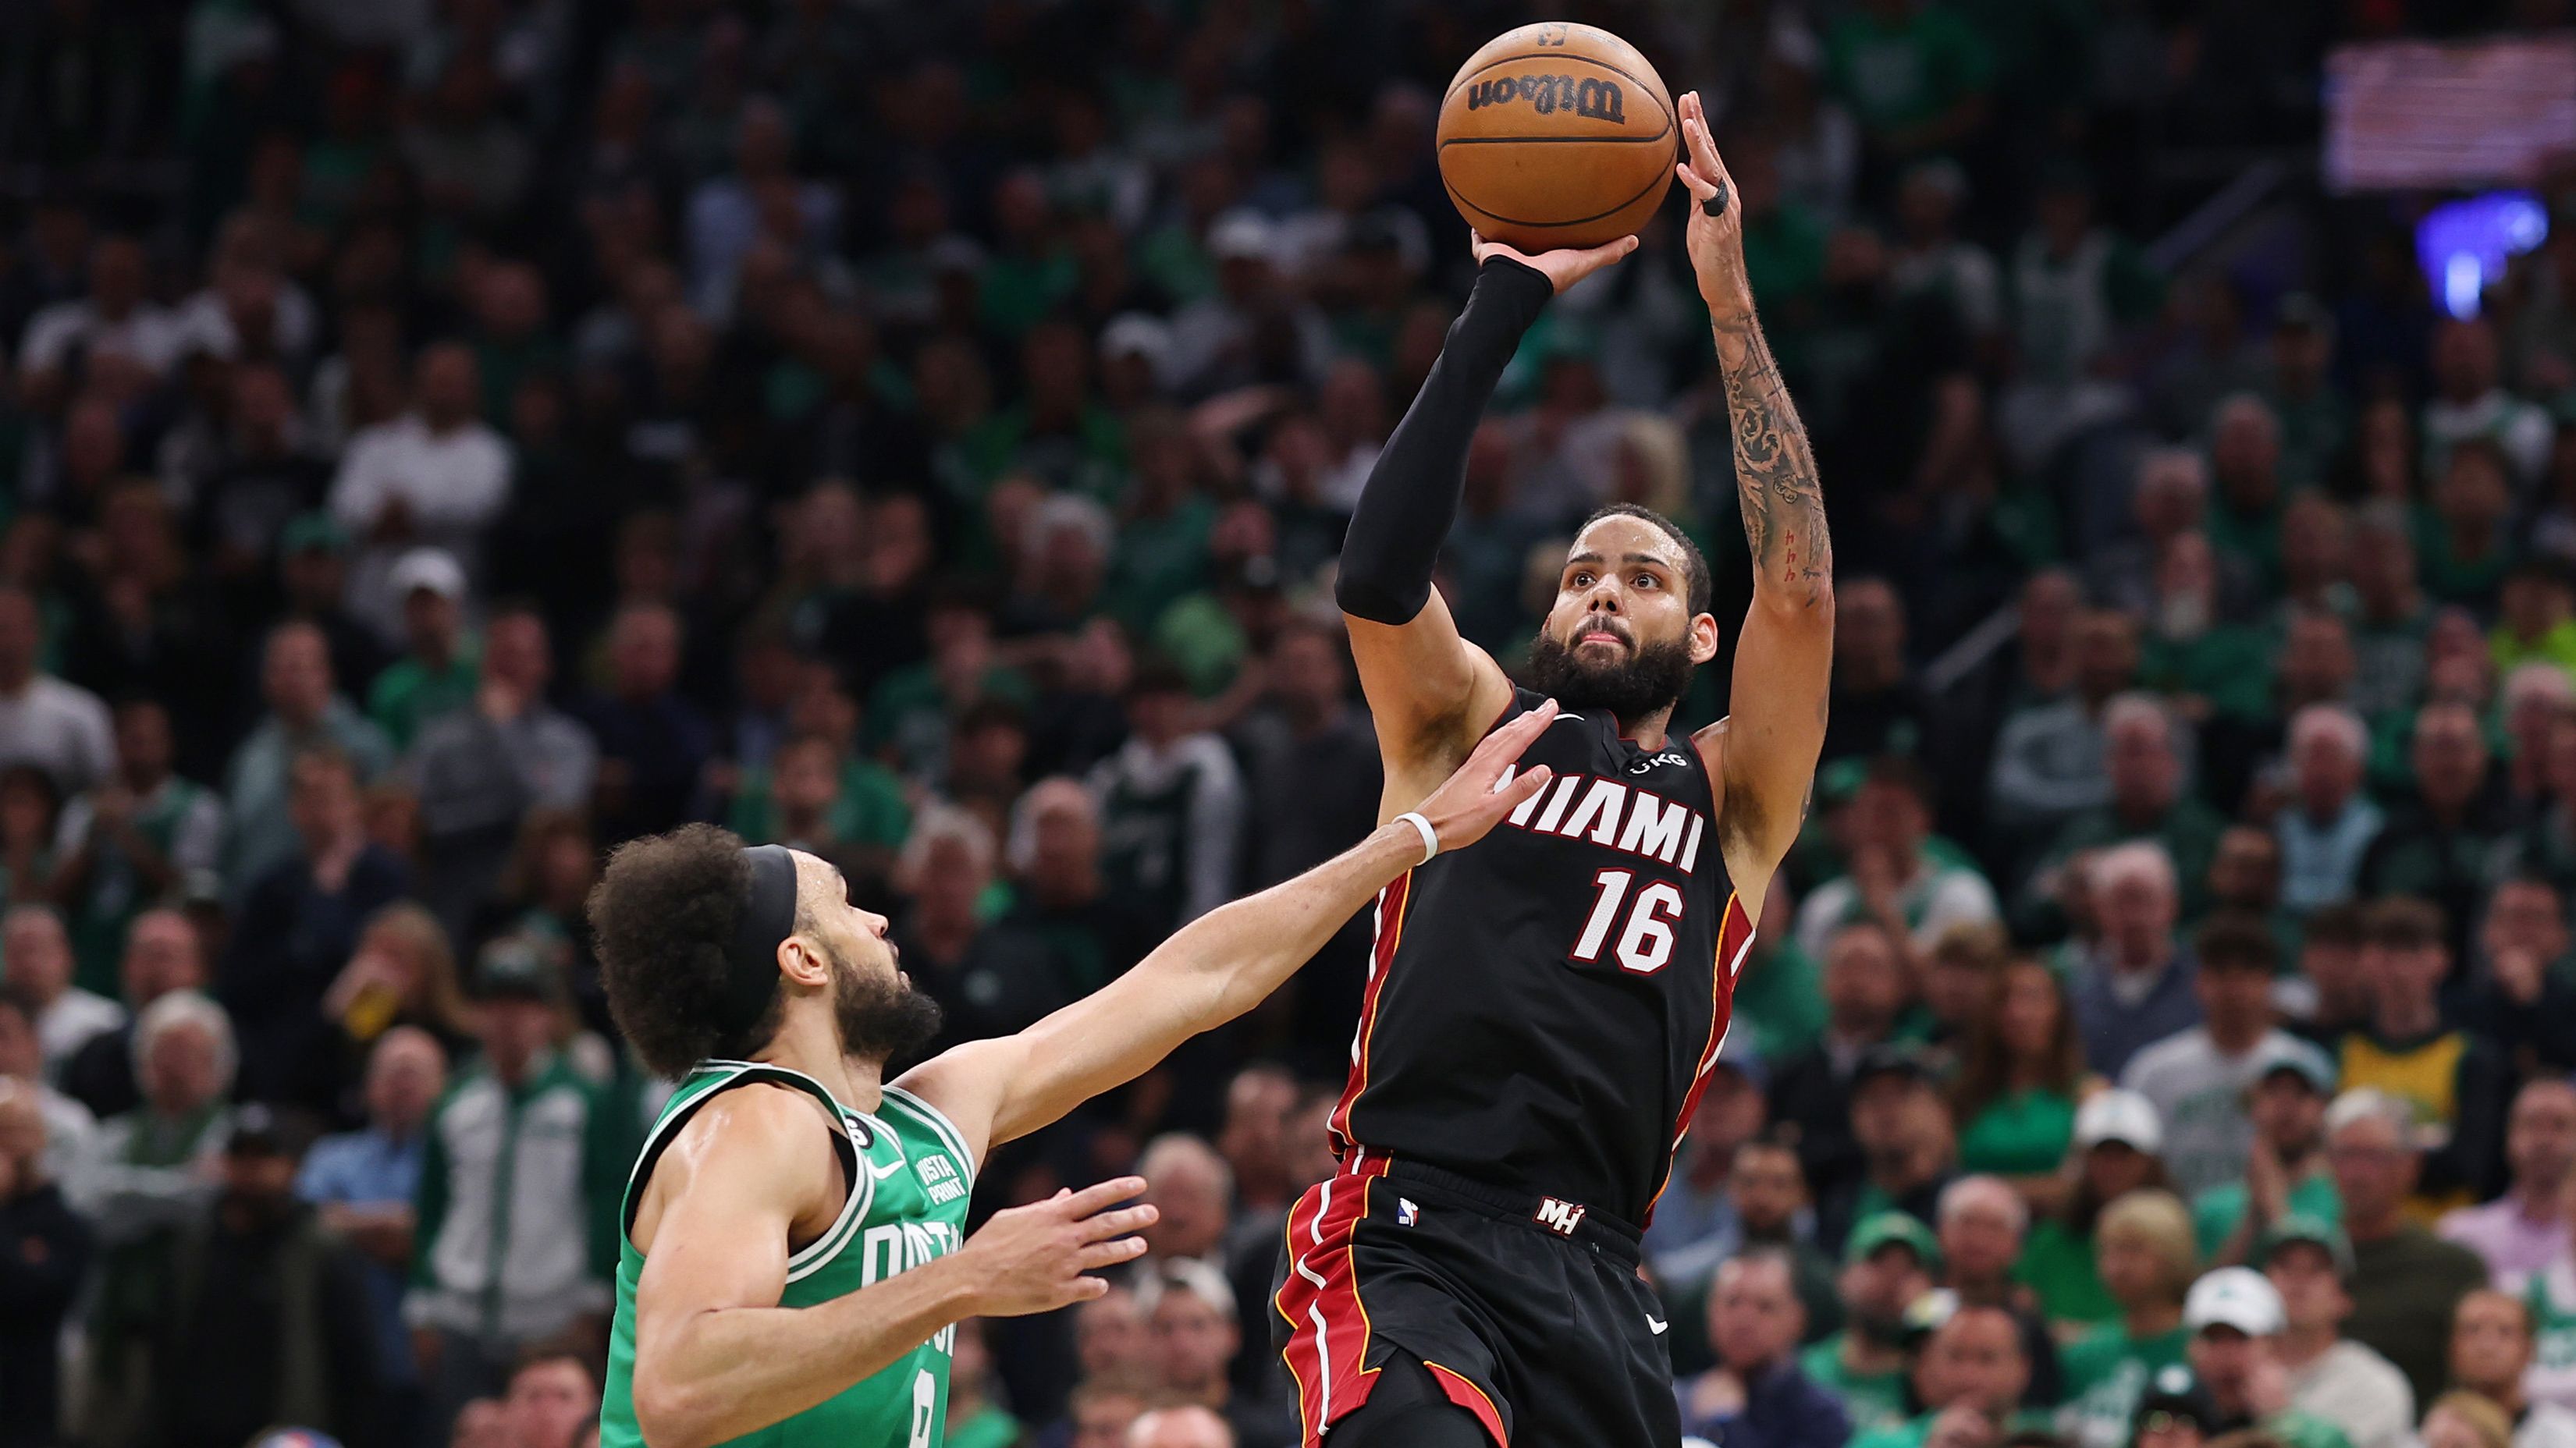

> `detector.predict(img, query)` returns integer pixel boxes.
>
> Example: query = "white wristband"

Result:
[1394,811,1439,865]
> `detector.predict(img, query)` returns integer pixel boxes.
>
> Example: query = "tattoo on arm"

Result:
[1712,311,1832,606]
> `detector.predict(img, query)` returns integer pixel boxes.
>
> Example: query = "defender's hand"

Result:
[1471,233,1638,294]
[956,1176,1157,1317]
[1672,91,1752,316]
[1413,701,1558,852]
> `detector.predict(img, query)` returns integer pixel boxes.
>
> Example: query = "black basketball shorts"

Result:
[1270,1151,1682,1446]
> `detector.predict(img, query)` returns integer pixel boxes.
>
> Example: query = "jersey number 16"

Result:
[1571,868,1684,974]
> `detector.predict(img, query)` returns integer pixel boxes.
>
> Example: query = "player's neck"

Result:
[749,1007,885,1115]
[1616,704,1677,751]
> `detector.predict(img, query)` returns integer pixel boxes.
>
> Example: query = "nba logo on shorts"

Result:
[1398,1198,1419,1226]
[1534,1197,1586,1236]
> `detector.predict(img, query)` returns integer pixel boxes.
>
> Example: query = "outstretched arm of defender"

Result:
[1674,91,1835,894]
[898,702,1561,1158]
[628,1084,1154,1448]
[1338,238,1630,802]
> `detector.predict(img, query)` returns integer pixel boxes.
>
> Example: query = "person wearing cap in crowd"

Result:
[2180,1265,2356,1448]
[271,513,393,709]
[1937,1175,2064,1405]
[2018,1089,2173,1326]
[368,547,481,751]
[2449,1288,2576,1448]
[1850,1298,2050,1448]
[1164,208,1330,399]
[2440,1081,2576,1283]
[1804,1212,1945,1440]
[406,938,627,1433]
[2132,1361,2225,1448]
[1772,918,1917,1219]
[2325,1088,2491,1409]
[2197,1040,2342,1265]
[2123,914,2329,1199]
[2262,1216,2415,1448]
[0,1077,91,1448]
[1647,1032,1777,1290]
[1678,1247,1856,1448]
[2338,897,2511,1213]
[1822,1042,1960,1251]
[123,1103,382,1448]
[2057,1189,2200,1448]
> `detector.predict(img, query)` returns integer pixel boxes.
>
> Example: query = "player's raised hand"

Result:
[1412,700,1558,853]
[1471,231,1638,295]
[956,1176,1159,1317]
[1672,90,1751,315]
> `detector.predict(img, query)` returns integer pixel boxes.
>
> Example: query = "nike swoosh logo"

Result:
[1551,712,1586,726]
[869,1157,907,1180]
[1647,1316,1668,1336]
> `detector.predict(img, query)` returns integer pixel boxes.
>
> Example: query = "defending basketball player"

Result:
[587,703,1557,1448]
[1277,91,1832,1447]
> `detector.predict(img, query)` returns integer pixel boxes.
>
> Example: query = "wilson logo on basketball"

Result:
[1462,75,1627,124]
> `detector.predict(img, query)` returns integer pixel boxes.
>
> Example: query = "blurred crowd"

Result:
[5,2,2576,1448]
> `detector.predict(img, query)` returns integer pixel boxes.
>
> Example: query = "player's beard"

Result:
[828,944,944,1064]
[1526,626,1695,726]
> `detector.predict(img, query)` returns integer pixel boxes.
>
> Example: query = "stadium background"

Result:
[3,1,2576,1447]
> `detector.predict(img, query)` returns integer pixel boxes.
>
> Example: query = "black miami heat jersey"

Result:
[1330,687,1755,1227]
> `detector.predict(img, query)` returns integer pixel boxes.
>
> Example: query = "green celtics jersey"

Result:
[599,1061,979,1448]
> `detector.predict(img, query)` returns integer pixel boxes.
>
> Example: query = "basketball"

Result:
[1436,21,1679,253]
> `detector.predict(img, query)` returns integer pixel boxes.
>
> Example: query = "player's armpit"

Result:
[1346,597,1518,807]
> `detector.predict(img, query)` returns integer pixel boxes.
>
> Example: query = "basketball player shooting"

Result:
[586,706,1558,1448]
[1276,91,1833,1447]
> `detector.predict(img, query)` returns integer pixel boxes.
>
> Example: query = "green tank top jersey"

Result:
[599,1062,979,1448]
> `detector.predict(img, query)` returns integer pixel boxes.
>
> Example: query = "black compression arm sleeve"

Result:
[1334,256,1555,625]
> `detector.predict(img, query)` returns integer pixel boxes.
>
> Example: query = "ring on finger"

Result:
[1699,181,1730,218]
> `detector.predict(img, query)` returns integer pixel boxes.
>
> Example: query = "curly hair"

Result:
[586,823,781,1077]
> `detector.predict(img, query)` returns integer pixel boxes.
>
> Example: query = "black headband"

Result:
[719,844,800,1038]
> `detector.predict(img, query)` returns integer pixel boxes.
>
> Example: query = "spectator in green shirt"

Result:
[1804,1214,1944,1442]
[368,548,480,752]
[2490,561,2576,679]
[1849,1301,2048,1448]
[1952,957,2091,1201]
[2055,1188,2198,1448]
[2195,1042,2342,1265]
[725,733,909,887]
[2019,1090,2176,1328]
[1824,0,1998,161]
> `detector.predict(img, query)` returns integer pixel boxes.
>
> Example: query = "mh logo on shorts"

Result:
[1534,1197,1588,1236]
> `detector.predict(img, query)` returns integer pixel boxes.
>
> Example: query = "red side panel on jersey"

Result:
[1274,1155,1393,1445]
[1642,890,1757,1225]
[1327,869,1412,1156]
